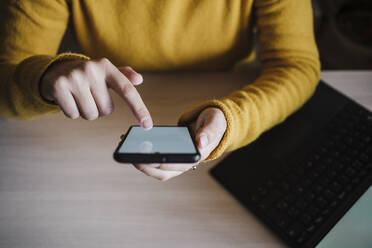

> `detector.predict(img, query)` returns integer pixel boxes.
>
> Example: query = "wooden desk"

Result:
[0,71,371,248]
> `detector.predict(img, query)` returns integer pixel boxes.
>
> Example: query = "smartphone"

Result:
[113,125,201,163]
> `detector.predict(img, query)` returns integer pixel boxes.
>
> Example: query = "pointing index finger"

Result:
[101,59,153,130]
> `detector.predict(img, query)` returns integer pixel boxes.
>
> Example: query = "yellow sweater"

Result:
[0,0,320,160]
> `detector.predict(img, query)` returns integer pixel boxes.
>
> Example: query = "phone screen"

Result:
[118,126,197,154]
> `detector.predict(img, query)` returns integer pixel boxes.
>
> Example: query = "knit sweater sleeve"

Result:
[0,0,88,120]
[178,0,321,161]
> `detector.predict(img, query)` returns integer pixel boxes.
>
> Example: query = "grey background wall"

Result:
[313,0,372,69]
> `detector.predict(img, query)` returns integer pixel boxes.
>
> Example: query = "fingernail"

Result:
[147,163,160,168]
[199,133,208,148]
[133,74,143,85]
[141,117,153,130]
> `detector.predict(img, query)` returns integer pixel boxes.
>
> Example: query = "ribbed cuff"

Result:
[13,53,90,119]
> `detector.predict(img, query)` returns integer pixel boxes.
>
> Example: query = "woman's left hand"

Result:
[133,107,227,181]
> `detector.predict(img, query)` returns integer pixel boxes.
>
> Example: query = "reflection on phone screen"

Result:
[119,126,197,154]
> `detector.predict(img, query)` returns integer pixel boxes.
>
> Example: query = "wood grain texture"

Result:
[0,71,371,248]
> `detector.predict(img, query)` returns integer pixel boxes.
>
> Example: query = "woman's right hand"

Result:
[40,58,153,129]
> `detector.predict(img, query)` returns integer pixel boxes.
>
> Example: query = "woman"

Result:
[0,0,320,180]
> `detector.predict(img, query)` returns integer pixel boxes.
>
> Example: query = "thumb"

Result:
[118,66,143,85]
[195,110,220,150]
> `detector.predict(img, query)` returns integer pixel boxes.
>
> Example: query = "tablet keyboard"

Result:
[245,103,372,246]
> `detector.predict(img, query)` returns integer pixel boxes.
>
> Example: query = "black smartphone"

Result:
[113,125,201,163]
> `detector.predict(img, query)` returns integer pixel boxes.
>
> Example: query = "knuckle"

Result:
[82,61,96,73]
[120,83,135,97]
[136,106,149,118]
[52,79,64,92]
[74,81,85,91]
[73,78,88,90]
[51,77,68,98]
[69,69,83,81]
[98,57,110,66]
[53,77,67,90]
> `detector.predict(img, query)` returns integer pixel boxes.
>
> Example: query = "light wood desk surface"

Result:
[0,71,371,248]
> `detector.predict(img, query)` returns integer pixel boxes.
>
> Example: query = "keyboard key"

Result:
[338,191,347,200]
[345,167,356,177]
[257,187,268,197]
[319,146,328,154]
[340,155,352,164]
[362,136,371,143]
[302,178,312,188]
[360,154,369,163]
[295,198,308,210]
[313,154,321,161]
[287,207,300,218]
[305,192,316,202]
[310,171,320,181]
[260,190,282,207]
[295,167,306,176]
[265,179,275,188]
[324,189,335,200]
[314,216,324,225]
[327,169,338,179]
[258,203,268,211]
[345,185,353,192]
[329,200,338,209]
[277,201,289,211]
[316,197,327,208]
[366,146,372,154]
[331,151,340,158]
[300,214,312,225]
[288,174,299,184]
[351,160,363,169]
[339,128,348,135]
[284,194,296,204]
[316,163,327,172]
[323,157,333,165]
[306,224,316,233]
[308,206,320,218]
[330,182,342,193]
[325,140,335,148]
[304,161,314,169]
[336,163,346,171]
[346,137,356,146]
[321,208,331,217]
[295,186,305,195]
[268,208,289,228]
[313,183,324,193]
[287,222,304,238]
[248,194,260,203]
[336,143,347,152]
[351,177,361,185]
[296,233,310,244]
[279,182,291,191]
